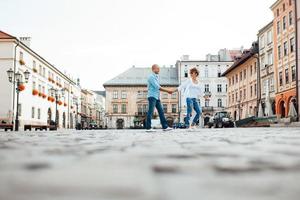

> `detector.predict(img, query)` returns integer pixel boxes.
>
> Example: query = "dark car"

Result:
[88,122,98,130]
[173,122,187,129]
[207,111,235,128]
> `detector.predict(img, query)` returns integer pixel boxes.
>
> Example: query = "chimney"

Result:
[20,37,31,47]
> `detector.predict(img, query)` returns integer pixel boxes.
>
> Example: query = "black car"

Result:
[207,111,235,128]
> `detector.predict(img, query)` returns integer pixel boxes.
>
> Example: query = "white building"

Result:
[176,49,242,126]
[0,31,81,130]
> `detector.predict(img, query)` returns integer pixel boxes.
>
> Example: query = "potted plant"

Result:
[32,89,39,96]
[19,59,25,65]
[18,84,25,91]
[33,68,38,73]
[42,94,47,99]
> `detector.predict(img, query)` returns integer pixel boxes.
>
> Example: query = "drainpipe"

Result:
[254,41,261,117]
[294,0,299,121]
[12,40,20,126]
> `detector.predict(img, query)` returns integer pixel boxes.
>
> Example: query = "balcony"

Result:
[135,112,147,116]
[202,106,214,112]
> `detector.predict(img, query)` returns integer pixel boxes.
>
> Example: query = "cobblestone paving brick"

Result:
[0,128,300,200]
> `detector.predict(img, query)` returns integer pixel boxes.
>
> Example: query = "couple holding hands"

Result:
[146,64,202,132]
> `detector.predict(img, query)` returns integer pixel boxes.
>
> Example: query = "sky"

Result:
[0,0,274,90]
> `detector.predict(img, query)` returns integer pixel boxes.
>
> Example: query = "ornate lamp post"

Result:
[6,68,30,131]
[50,87,65,130]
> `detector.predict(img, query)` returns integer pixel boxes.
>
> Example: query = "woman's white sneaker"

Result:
[163,127,173,132]
[146,129,156,133]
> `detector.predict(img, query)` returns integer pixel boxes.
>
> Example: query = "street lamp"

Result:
[6,68,30,131]
[50,87,65,130]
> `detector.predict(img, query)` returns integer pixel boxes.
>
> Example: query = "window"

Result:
[162,93,168,99]
[171,93,177,99]
[250,65,253,76]
[217,99,222,107]
[279,72,283,86]
[278,45,282,59]
[267,30,272,44]
[218,70,221,77]
[229,78,231,86]
[244,69,247,78]
[261,56,265,68]
[277,21,281,34]
[43,68,46,77]
[205,99,210,107]
[217,84,222,93]
[270,77,274,91]
[254,62,257,73]
[113,91,118,99]
[184,69,188,78]
[283,3,285,11]
[113,104,118,113]
[232,76,235,85]
[19,51,23,60]
[250,85,253,97]
[37,108,41,119]
[39,65,42,75]
[232,93,234,103]
[277,9,280,17]
[260,35,265,48]
[289,0,292,6]
[285,69,289,84]
[172,104,177,113]
[121,104,126,113]
[204,84,209,92]
[31,107,35,118]
[32,81,36,90]
[33,60,36,69]
[137,91,142,99]
[283,16,287,30]
[163,104,168,113]
[243,89,246,100]
[240,71,243,81]
[205,68,208,77]
[267,51,273,65]
[254,84,257,96]
[235,92,238,101]
[290,37,295,53]
[121,91,127,99]
[292,66,296,82]
[284,41,288,56]
[239,90,242,101]
[236,74,238,83]
[225,84,227,92]
[289,11,293,25]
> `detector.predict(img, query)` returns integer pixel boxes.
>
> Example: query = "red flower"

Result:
[18,84,25,91]
[32,89,39,96]
[42,94,47,99]
[64,103,67,107]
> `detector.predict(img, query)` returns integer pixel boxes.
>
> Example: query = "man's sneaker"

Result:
[146,129,156,133]
[163,127,173,132]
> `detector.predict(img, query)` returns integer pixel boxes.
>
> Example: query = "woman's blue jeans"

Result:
[185,98,202,127]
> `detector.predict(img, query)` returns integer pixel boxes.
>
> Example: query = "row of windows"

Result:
[184,67,223,78]
[229,84,257,104]
[277,37,295,59]
[275,1,293,17]
[278,66,296,86]
[260,30,273,48]
[228,63,257,86]
[276,10,294,34]
[204,84,227,93]
[112,90,177,99]
[112,104,178,114]
[20,51,70,90]
[203,99,223,108]
[31,107,41,119]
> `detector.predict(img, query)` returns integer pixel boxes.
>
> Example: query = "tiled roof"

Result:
[0,30,15,39]
[103,67,179,87]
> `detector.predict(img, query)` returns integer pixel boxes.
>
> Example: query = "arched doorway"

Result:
[272,101,276,115]
[279,101,285,118]
[70,113,74,129]
[63,112,66,128]
[166,117,174,127]
[47,108,52,125]
[116,119,124,129]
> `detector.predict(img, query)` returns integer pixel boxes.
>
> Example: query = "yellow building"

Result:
[223,44,259,120]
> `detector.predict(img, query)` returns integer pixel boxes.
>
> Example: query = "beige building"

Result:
[103,66,179,129]
[223,44,259,120]
[258,21,276,116]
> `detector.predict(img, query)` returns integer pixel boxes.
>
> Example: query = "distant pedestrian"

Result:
[145,64,173,132]
[172,67,202,130]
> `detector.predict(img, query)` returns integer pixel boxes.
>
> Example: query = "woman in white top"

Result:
[172,67,202,129]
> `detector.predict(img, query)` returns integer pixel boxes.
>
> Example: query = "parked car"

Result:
[207,111,235,128]
[89,122,98,130]
[173,122,187,129]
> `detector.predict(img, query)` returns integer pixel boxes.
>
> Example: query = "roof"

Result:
[0,31,15,39]
[94,91,106,97]
[258,21,273,35]
[222,44,258,76]
[103,67,179,87]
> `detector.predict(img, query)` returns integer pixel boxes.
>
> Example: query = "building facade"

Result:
[223,44,259,120]
[176,49,242,125]
[271,0,297,118]
[296,0,300,117]
[0,31,80,130]
[258,21,276,116]
[104,66,179,129]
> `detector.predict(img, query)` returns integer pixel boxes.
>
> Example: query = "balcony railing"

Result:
[202,106,214,111]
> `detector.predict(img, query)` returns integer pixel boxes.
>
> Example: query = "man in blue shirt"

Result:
[146,64,173,132]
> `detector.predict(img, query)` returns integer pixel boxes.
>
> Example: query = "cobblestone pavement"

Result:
[1,128,300,200]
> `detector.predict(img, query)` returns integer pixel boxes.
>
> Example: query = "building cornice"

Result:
[270,0,283,10]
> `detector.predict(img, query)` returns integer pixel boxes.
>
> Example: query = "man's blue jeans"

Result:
[146,97,168,129]
[185,98,202,127]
